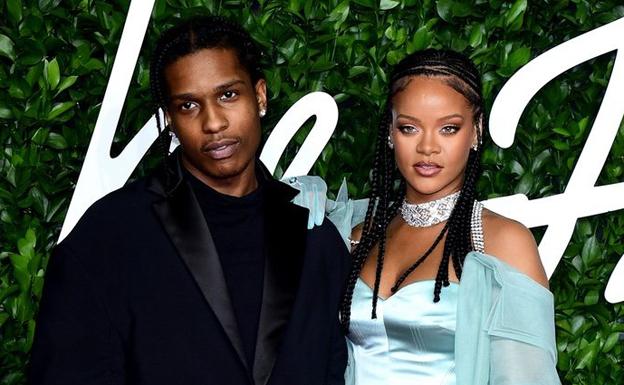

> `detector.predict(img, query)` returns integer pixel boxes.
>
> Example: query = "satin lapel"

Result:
[151,178,249,372]
[253,178,308,385]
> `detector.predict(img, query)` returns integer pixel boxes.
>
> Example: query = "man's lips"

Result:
[202,139,239,160]
[413,161,442,177]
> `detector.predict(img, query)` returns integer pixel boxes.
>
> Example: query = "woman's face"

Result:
[390,76,478,203]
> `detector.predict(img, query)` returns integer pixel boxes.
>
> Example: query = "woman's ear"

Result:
[472,114,484,150]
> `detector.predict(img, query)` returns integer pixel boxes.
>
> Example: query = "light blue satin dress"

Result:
[346,279,458,385]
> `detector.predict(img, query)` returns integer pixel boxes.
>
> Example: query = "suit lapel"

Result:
[253,173,308,385]
[148,167,249,373]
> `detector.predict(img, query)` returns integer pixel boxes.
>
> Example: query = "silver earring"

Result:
[259,108,266,118]
[387,135,394,149]
[471,142,479,151]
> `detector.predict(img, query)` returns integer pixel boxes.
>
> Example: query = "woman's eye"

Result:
[398,125,418,134]
[440,125,459,135]
[219,90,238,101]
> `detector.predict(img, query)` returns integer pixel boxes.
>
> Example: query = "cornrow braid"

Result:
[149,16,264,191]
[340,48,486,332]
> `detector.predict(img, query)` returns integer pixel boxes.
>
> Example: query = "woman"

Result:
[341,49,560,385]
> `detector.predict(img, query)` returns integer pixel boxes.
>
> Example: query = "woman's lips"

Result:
[203,139,239,160]
[413,162,442,177]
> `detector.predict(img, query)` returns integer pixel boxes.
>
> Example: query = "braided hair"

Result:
[149,15,264,191]
[340,49,485,332]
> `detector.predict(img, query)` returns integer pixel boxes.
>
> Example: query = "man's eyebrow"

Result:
[168,79,246,100]
[213,79,245,93]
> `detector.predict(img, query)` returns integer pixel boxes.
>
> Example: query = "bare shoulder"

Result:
[482,209,549,288]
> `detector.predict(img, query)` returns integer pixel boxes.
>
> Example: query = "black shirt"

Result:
[184,168,265,370]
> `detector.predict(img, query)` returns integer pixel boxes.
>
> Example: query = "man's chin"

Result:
[206,162,251,181]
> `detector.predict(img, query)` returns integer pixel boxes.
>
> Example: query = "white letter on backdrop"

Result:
[487,16,624,303]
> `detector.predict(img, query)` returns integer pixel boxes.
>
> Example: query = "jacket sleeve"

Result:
[455,252,561,385]
[327,228,351,385]
[326,313,348,385]
[29,245,125,385]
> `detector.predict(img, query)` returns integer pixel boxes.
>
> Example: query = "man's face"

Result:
[164,48,266,187]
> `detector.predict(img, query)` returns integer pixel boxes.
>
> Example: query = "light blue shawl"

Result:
[456,251,560,385]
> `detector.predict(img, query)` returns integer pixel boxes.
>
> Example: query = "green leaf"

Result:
[602,332,621,353]
[583,290,599,305]
[47,132,69,149]
[17,229,36,259]
[328,1,350,27]
[506,0,528,26]
[386,49,403,65]
[46,58,61,90]
[514,172,533,195]
[436,0,453,21]
[47,101,75,120]
[507,46,531,72]
[0,105,13,119]
[552,127,571,137]
[7,0,23,23]
[0,34,16,61]
[407,26,430,53]
[353,0,375,8]
[380,0,400,10]
[55,75,78,95]
[348,66,368,78]
[468,24,484,47]
[31,127,50,145]
[575,340,599,369]
[581,235,600,266]
[0,313,9,328]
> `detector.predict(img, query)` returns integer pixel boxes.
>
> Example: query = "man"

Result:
[30,16,349,385]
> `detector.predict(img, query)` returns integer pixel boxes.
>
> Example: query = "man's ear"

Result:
[255,78,267,113]
[164,111,173,130]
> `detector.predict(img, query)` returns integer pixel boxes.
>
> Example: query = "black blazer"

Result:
[29,160,350,385]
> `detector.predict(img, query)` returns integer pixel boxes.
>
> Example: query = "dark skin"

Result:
[355,76,548,300]
[164,48,267,197]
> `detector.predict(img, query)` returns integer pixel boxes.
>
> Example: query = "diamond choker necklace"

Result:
[400,191,461,227]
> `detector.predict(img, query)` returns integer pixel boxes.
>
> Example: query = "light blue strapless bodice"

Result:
[346,278,457,385]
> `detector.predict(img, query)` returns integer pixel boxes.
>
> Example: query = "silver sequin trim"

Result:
[471,200,485,253]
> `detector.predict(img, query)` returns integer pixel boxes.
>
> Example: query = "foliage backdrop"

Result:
[1,0,623,383]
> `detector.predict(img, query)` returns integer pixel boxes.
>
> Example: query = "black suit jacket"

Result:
[29,160,350,385]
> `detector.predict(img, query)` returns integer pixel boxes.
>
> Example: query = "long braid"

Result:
[370,113,395,318]
[340,49,485,333]
[340,110,388,330]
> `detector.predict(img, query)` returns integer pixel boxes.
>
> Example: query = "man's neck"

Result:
[181,158,258,197]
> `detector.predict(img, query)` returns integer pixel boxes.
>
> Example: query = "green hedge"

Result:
[1,0,623,383]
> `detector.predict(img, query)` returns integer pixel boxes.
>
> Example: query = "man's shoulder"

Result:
[62,176,160,243]
[305,219,350,258]
[85,178,153,219]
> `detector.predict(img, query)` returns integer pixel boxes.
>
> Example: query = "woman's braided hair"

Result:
[340,49,485,333]
[149,15,264,190]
